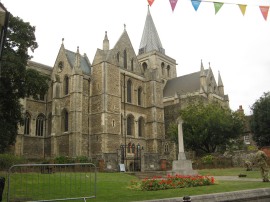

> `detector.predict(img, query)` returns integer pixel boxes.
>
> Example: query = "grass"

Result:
[1,167,269,202]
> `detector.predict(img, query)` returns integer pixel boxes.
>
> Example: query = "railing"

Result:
[7,163,96,202]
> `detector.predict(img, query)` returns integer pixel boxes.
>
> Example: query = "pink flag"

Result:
[169,0,178,12]
[148,0,155,6]
[259,6,269,21]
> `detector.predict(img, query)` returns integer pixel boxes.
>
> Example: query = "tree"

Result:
[0,15,50,153]
[169,102,245,154]
[250,92,270,147]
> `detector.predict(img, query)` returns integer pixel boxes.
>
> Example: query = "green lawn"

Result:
[1,168,269,202]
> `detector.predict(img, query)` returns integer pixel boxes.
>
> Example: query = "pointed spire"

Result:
[200,59,206,77]
[218,71,224,87]
[74,46,81,71]
[138,6,164,55]
[103,31,110,51]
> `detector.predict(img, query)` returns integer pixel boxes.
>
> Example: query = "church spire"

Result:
[138,6,164,55]
[103,31,109,51]
[218,71,224,96]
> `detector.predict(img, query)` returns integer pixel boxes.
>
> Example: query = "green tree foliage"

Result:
[0,15,50,153]
[250,92,270,147]
[169,102,245,154]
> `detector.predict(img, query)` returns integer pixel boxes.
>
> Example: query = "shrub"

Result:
[201,155,214,164]
[54,156,75,164]
[0,154,26,170]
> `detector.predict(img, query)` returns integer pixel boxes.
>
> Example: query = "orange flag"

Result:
[259,6,269,20]
[238,4,247,16]
[148,0,155,6]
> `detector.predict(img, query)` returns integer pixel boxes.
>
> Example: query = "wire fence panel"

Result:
[7,163,96,202]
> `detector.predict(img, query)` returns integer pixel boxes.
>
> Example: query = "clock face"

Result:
[58,61,64,72]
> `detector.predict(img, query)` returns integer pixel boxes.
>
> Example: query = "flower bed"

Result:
[129,174,215,191]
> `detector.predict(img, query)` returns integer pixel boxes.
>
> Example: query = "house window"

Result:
[64,76,69,95]
[123,50,127,69]
[165,143,169,153]
[127,79,132,103]
[138,87,142,106]
[24,112,31,135]
[36,114,45,136]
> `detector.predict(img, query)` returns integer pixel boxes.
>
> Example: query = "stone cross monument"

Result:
[169,117,197,175]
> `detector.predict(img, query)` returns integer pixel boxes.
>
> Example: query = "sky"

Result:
[2,0,270,115]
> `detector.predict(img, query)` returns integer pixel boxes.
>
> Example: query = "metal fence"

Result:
[7,163,96,202]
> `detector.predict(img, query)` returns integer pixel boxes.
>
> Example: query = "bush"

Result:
[54,156,75,164]
[201,155,214,164]
[0,154,26,170]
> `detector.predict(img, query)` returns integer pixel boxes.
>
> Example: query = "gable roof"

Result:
[65,49,91,74]
[163,70,209,98]
[138,7,164,55]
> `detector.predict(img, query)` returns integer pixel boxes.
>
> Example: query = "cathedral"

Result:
[15,8,229,171]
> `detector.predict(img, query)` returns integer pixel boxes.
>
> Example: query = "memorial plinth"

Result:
[168,118,197,176]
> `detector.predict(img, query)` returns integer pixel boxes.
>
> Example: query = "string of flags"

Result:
[147,0,270,20]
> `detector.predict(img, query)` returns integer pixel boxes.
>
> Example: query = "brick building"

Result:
[15,8,229,171]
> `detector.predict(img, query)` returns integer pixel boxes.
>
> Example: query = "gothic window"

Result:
[138,117,145,137]
[64,76,69,95]
[123,50,127,69]
[127,79,132,103]
[39,92,45,101]
[132,143,135,153]
[142,62,147,72]
[128,142,131,153]
[36,114,45,136]
[127,115,134,136]
[131,58,134,71]
[167,65,170,77]
[161,62,165,75]
[24,112,31,135]
[62,109,69,132]
[138,87,142,106]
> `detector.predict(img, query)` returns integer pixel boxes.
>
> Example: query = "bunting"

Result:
[169,0,178,12]
[260,6,269,20]
[191,0,201,11]
[148,0,155,6]
[145,0,270,20]
[214,2,224,14]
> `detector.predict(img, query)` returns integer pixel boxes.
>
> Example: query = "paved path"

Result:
[214,176,262,182]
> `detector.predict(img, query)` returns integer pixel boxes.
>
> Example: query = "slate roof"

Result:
[65,50,91,74]
[138,7,164,55]
[163,70,209,98]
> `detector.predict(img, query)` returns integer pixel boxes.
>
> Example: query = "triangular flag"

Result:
[191,0,201,11]
[238,4,247,16]
[214,2,224,15]
[148,0,155,6]
[259,6,269,21]
[169,0,178,12]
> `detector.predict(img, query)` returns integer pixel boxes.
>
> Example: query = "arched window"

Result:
[161,62,165,75]
[62,109,69,132]
[138,117,145,137]
[131,58,134,71]
[128,142,131,153]
[138,87,142,106]
[142,62,147,72]
[123,50,127,69]
[36,114,45,136]
[24,112,31,135]
[127,79,132,103]
[64,76,69,95]
[127,115,134,136]
[132,143,135,153]
[167,65,170,77]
